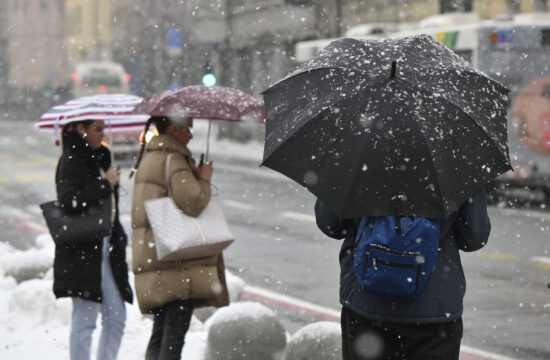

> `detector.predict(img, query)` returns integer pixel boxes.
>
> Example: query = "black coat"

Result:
[54,131,133,304]
[315,189,490,324]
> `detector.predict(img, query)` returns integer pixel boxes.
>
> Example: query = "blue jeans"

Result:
[70,236,127,360]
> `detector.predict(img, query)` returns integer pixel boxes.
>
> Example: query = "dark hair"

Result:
[154,116,171,135]
[61,120,93,148]
[130,116,171,178]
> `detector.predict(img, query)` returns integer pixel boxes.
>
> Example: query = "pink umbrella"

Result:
[133,85,265,159]
[133,85,265,123]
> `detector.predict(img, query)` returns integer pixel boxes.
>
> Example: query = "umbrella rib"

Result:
[263,75,361,162]
[407,111,447,217]
[403,66,509,96]
[265,66,350,94]
[402,35,508,92]
[338,109,448,219]
[395,78,508,217]
[262,104,336,164]
[395,77,506,157]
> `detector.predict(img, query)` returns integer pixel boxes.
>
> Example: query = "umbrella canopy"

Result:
[37,94,149,135]
[262,34,512,219]
[132,85,265,123]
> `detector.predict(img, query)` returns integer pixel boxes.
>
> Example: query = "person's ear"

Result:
[76,123,86,135]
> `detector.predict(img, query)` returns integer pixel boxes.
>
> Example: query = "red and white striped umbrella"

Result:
[36,94,150,144]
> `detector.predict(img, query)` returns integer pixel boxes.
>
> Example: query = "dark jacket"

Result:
[315,189,490,324]
[54,131,133,304]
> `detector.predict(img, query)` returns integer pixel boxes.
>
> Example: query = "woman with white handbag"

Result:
[130,116,229,360]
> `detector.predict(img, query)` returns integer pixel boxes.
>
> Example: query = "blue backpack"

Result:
[353,216,440,301]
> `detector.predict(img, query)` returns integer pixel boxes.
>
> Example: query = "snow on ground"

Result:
[0,232,247,359]
[0,133,289,359]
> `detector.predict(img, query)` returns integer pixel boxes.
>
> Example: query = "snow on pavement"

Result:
[0,233,234,359]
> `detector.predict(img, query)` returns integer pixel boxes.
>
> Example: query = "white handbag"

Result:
[144,153,233,261]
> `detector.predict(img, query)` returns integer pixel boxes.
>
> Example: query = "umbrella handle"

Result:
[205,119,211,162]
[107,119,115,166]
[107,119,113,147]
[54,115,62,146]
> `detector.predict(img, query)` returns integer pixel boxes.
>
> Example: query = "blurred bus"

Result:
[71,61,131,98]
[293,13,479,66]
[477,14,550,206]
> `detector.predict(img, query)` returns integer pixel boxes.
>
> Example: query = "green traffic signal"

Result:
[202,73,216,87]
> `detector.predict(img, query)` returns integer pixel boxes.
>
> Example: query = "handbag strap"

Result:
[165,153,174,198]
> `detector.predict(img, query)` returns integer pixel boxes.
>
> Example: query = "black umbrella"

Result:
[261,35,512,219]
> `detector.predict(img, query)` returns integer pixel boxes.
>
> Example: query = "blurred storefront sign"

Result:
[166,28,183,57]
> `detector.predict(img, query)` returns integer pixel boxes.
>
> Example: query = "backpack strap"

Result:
[394,215,401,235]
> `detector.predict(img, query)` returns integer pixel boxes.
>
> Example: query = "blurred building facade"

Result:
[2,0,69,119]
[184,0,550,95]
[65,0,112,63]
[110,0,195,95]
[5,0,68,90]
[0,0,549,119]
[188,1,318,95]
[0,1,9,106]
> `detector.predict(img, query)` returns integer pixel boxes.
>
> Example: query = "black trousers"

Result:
[341,306,463,360]
[145,299,194,360]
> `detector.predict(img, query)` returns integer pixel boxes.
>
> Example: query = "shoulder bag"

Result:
[144,153,234,261]
[40,199,112,245]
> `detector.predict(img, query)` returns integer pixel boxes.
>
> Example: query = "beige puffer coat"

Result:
[131,135,229,314]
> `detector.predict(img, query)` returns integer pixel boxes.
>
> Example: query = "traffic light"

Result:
[202,73,216,87]
[201,57,216,87]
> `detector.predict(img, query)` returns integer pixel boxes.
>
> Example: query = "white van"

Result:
[71,61,131,98]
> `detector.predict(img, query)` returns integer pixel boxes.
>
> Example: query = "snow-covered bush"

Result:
[195,269,247,322]
[0,233,54,282]
[282,321,342,360]
[204,301,286,360]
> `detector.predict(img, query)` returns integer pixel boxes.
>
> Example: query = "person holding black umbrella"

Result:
[261,35,512,360]
[315,190,490,359]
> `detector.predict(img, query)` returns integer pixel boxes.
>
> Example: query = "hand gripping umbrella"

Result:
[132,85,265,161]
[261,34,512,219]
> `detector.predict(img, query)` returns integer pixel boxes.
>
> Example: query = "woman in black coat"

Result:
[54,119,133,360]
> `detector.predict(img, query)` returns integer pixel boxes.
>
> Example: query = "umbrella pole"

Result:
[54,117,60,147]
[107,119,115,165]
[107,119,113,147]
[206,119,211,162]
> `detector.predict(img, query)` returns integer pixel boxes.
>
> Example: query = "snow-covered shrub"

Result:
[282,321,342,360]
[195,269,246,322]
[0,233,54,282]
[8,278,71,326]
[225,269,246,302]
[205,301,286,360]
